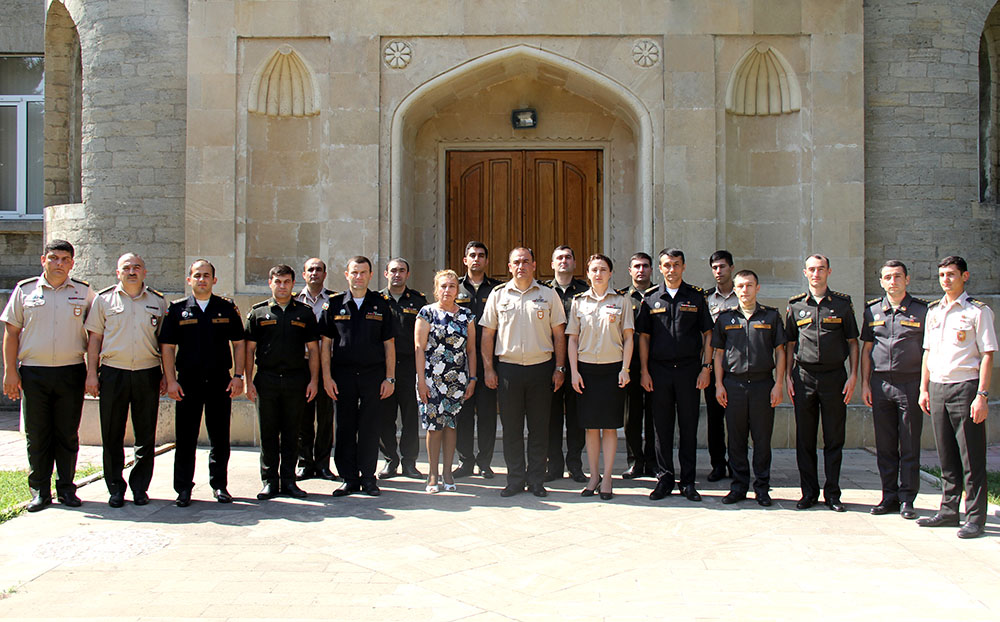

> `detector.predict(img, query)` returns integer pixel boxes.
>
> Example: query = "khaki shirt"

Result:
[0,274,94,367]
[479,280,567,366]
[85,284,168,371]
[924,292,998,384]
[296,287,334,321]
[566,288,634,364]
[706,286,739,322]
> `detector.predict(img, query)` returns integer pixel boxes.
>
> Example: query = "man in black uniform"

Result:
[160,259,246,506]
[320,256,397,497]
[617,252,656,479]
[245,264,320,500]
[704,250,739,482]
[712,270,786,507]
[377,258,426,480]
[860,260,927,520]
[453,241,503,479]
[544,245,589,483]
[638,248,714,502]
[784,254,859,512]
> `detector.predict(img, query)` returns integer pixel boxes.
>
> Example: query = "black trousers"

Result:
[792,365,847,501]
[498,360,554,487]
[456,371,498,469]
[649,361,702,486]
[254,370,307,484]
[378,359,420,466]
[174,373,232,493]
[624,367,655,471]
[870,372,922,503]
[547,376,584,474]
[20,364,86,497]
[723,374,774,495]
[298,383,334,472]
[704,375,728,470]
[333,366,383,485]
[929,379,987,526]
[98,365,161,496]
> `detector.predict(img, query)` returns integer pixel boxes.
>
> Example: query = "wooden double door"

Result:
[446,150,602,281]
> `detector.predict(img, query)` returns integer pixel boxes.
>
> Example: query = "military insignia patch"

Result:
[73,307,82,317]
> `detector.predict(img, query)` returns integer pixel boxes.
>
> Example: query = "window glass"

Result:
[27,101,43,214]
[0,56,44,96]
[0,105,15,211]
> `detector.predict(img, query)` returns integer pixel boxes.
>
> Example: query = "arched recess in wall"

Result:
[43,0,83,206]
[389,44,654,261]
[247,45,321,118]
[980,3,1000,203]
[725,43,802,117]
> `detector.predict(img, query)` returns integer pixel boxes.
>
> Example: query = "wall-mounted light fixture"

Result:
[511,108,538,129]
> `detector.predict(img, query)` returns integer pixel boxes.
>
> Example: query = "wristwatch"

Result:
[233,374,244,380]
[554,366,567,373]
[702,363,713,370]
[977,390,989,398]
[386,377,396,385]
[469,376,478,382]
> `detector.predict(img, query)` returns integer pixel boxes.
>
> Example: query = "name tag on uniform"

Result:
[456,295,471,302]
[679,304,698,313]
[179,319,197,326]
[260,319,277,326]
[650,308,666,315]
[796,318,812,326]
[753,323,771,329]
[900,320,921,328]
[403,308,419,315]
[724,324,742,330]
[366,313,383,321]
[333,315,350,321]
[822,317,842,324]
[868,320,885,327]
[212,317,229,324]
[290,320,306,328]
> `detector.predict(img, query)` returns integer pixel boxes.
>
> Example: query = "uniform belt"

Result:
[725,371,772,382]
[797,362,844,373]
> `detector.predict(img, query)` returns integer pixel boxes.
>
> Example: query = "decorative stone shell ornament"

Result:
[247,45,321,117]
[725,43,802,116]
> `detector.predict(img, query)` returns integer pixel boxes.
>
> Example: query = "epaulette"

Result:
[615,286,628,295]
[911,297,930,305]
[98,284,116,294]
[968,297,986,308]
[689,284,705,294]
[70,277,89,287]
[760,304,777,311]
[324,288,336,296]
[171,297,187,305]
[828,289,851,300]
[220,295,237,305]
[538,280,553,288]
[866,297,881,306]
[147,287,164,298]
[788,293,807,303]
[16,276,39,288]
[644,285,659,295]
[382,292,391,300]
[251,300,269,309]
[928,299,940,308]
[705,286,717,296]
[572,291,587,299]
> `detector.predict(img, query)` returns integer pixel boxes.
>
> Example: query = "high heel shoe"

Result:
[581,476,602,497]
[425,479,440,494]
[599,490,614,500]
[443,481,457,492]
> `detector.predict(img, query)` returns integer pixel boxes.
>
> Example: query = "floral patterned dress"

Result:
[418,304,474,430]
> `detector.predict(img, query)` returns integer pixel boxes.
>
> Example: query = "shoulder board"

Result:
[572,291,587,299]
[417,291,426,298]
[760,304,777,311]
[381,292,391,300]
[98,284,116,294]
[705,286,717,296]
[927,299,940,308]
[828,290,850,300]
[788,293,807,303]
[866,297,881,306]
[968,297,986,307]
[538,281,553,288]
[16,276,40,288]
[147,288,164,298]
[689,284,705,294]
[615,287,628,295]
[70,277,89,287]
[221,295,237,305]
[910,297,929,306]
[170,297,187,305]
[644,285,659,295]
[290,291,299,298]
[324,288,335,296]
[251,300,269,309]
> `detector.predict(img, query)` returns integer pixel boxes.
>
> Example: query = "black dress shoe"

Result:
[529,483,548,497]
[916,513,960,528]
[361,481,381,496]
[649,478,674,500]
[378,461,399,479]
[452,463,475,478]
[581,477,601,497]
[544,468,564,482]
[795,496,819,510]
[957,522,985,539]
[295,466,313,481]
[401,463,423,479]
[870,500,900,515]
[213,488,233,503]
[175,489,192,507]
[500,483,524,497]
[316,467,337,481]
[679,485,702,502]
[621,466,642,479]
[27,494,52,512]
[478,466,495,479]
[721,491,746,505]
[257,482,278,500]
[133,491,150,506]
[280,481,308,498]
[109,493,125,508]
[825,499,846,512]
[568,469,589,484]
[333,481,361,497]
[57,492,82,507]
[599,491,614,500]
[900,501,917,520]
[757,491,773,507]
[707,465,729,482]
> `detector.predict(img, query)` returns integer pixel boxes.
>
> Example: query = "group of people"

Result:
[1,240,994,539]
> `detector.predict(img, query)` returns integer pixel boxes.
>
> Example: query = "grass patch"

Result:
[921,465,1000,505]
[0,464,101,524]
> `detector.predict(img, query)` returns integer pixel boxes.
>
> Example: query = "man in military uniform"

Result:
[244,264,320,500]
[481,247,567,498]
[295,257,337,482]
[638,248,714,502]
[544,245,589,483]
[377,258,426,480]
[704,250,739,482]
[711,270,786,507]
[159,259,246,506]
[917,256,996,539]
[617,252,656,479]
[453,241,503,479]
[85,253,168,508]
[784,254,859,512]
[320,256,397,497]
[860,260,927,520]
[1,240,94,512]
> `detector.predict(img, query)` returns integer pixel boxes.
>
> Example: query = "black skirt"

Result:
[576,362,626,429]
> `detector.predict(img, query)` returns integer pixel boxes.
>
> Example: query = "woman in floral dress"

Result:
[415,269,477,493]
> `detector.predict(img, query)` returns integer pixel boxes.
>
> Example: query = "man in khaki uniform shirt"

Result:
[85,253,168,508]
[1,240,94,512]
[917,255,997,539]
[480,247,567,498]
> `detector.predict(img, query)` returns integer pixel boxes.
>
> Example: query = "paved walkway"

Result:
[0,426,998,620]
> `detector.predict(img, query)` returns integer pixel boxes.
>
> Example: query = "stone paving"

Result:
[0,417,998,621]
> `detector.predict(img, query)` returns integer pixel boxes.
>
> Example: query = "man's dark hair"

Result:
[879,259,908,277]
[509,247,534,261]
[629,252,652,267]
[807,254,830,269]
[304,258,327,272]
[465,241,488,257]
[658,248,685,264]
[553,245,574,259]
[734,269,758,284]
[268,264,295,280]
[938,255,968,273]
[386,257,410,271]
[347,256,373,271]
[44,239,74,257]
[586,253,613,273]
[709,250,734,266]
[189,258,216,277]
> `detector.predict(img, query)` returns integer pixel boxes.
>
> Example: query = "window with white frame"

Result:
[0,56,44,218]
